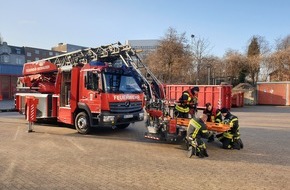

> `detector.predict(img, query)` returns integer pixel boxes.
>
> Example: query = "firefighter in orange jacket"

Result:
[175,86,199,118]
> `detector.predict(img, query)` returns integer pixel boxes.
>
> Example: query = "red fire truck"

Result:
[15,43,163,134]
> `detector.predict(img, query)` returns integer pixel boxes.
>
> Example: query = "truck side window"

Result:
[60,71,71,107]
[86,71,99,90]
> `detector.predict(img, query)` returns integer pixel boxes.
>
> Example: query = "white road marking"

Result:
[13,126,21,141]
[66,137,86,152]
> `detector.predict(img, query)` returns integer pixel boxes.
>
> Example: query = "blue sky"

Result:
[1,0,289,57]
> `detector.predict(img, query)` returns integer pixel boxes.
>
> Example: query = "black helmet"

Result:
[191,86,199,94]
[221,107,228,114]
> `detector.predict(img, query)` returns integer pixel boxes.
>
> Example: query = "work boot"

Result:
[232,137,242,150]
[239,138,244,149]
[222,143,232,149]
[203,149,209,157]
[232,141,240,150]
[208,135,214,143]
[197,149,205,158]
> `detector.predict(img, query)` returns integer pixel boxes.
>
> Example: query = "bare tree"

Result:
[190,35,212,84]
[263,35,290,81]
[145,27,193,84]
[208,56,226,84]
[275,35,290,50]
[194,55,220,85]
[256,36,272,82]
[223,49,247,85]
[247,36,270,85]
[268,47,290,81]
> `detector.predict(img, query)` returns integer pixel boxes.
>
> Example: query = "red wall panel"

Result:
[165,85,232,109]
[257,82,290,106]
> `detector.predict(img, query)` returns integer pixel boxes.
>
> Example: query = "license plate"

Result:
[124,114,133,119]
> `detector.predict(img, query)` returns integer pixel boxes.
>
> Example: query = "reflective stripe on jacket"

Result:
[187,118,208,139]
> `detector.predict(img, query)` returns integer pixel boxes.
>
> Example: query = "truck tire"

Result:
[116,123,130,129]
[75,112,90,134]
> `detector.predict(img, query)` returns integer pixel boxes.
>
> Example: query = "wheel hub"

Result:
[78,117,87,129]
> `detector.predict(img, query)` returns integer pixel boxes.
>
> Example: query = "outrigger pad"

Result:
[144,132,162,141]
[144,132,179,142]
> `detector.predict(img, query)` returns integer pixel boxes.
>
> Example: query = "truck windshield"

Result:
[103,73,142,94]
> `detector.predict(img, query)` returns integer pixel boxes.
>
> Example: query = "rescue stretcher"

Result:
[145,112,231,142]
[176,118,230,132]
[205,122,230,132]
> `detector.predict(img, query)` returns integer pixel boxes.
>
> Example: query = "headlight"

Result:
[139,113,144,120]
[103,116,115,122]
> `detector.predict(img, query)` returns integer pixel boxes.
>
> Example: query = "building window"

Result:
[35,50,39,54]
[16,58,20,65]
[49,52,53,56]
[3,55,10,63]
[16,49,21,54]
[55,52,59,56]
[2,46,10,54]
[27,52,31,57]
[16,58,24,65]
[35,57,39,61]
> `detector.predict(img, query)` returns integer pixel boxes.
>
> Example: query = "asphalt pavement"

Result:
[0,105,290,190]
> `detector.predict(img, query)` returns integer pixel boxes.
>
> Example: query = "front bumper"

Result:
[97,110,144,127]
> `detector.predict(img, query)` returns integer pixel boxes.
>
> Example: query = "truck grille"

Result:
[109,101,142,113]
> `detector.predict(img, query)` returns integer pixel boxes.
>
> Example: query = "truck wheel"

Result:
[116,123,130,129]
[75,112,90,134]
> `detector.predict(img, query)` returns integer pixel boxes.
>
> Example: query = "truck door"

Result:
[58,71,73,124]
[79,70,102,114]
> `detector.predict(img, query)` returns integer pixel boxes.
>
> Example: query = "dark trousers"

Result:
[217,133,243,150]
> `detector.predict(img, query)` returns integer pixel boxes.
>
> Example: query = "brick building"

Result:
[0,42,63,100]
[24,46,62,63]
[0,42,25,99]
[52,43,87,53]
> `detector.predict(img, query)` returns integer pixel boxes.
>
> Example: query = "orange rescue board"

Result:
[206,122,230,132]
[175,118,230,132]
[176,118,190,126]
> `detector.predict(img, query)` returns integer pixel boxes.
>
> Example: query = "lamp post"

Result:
[190,34,195,84]
[191,34,199,85]
[207,64,211,85]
